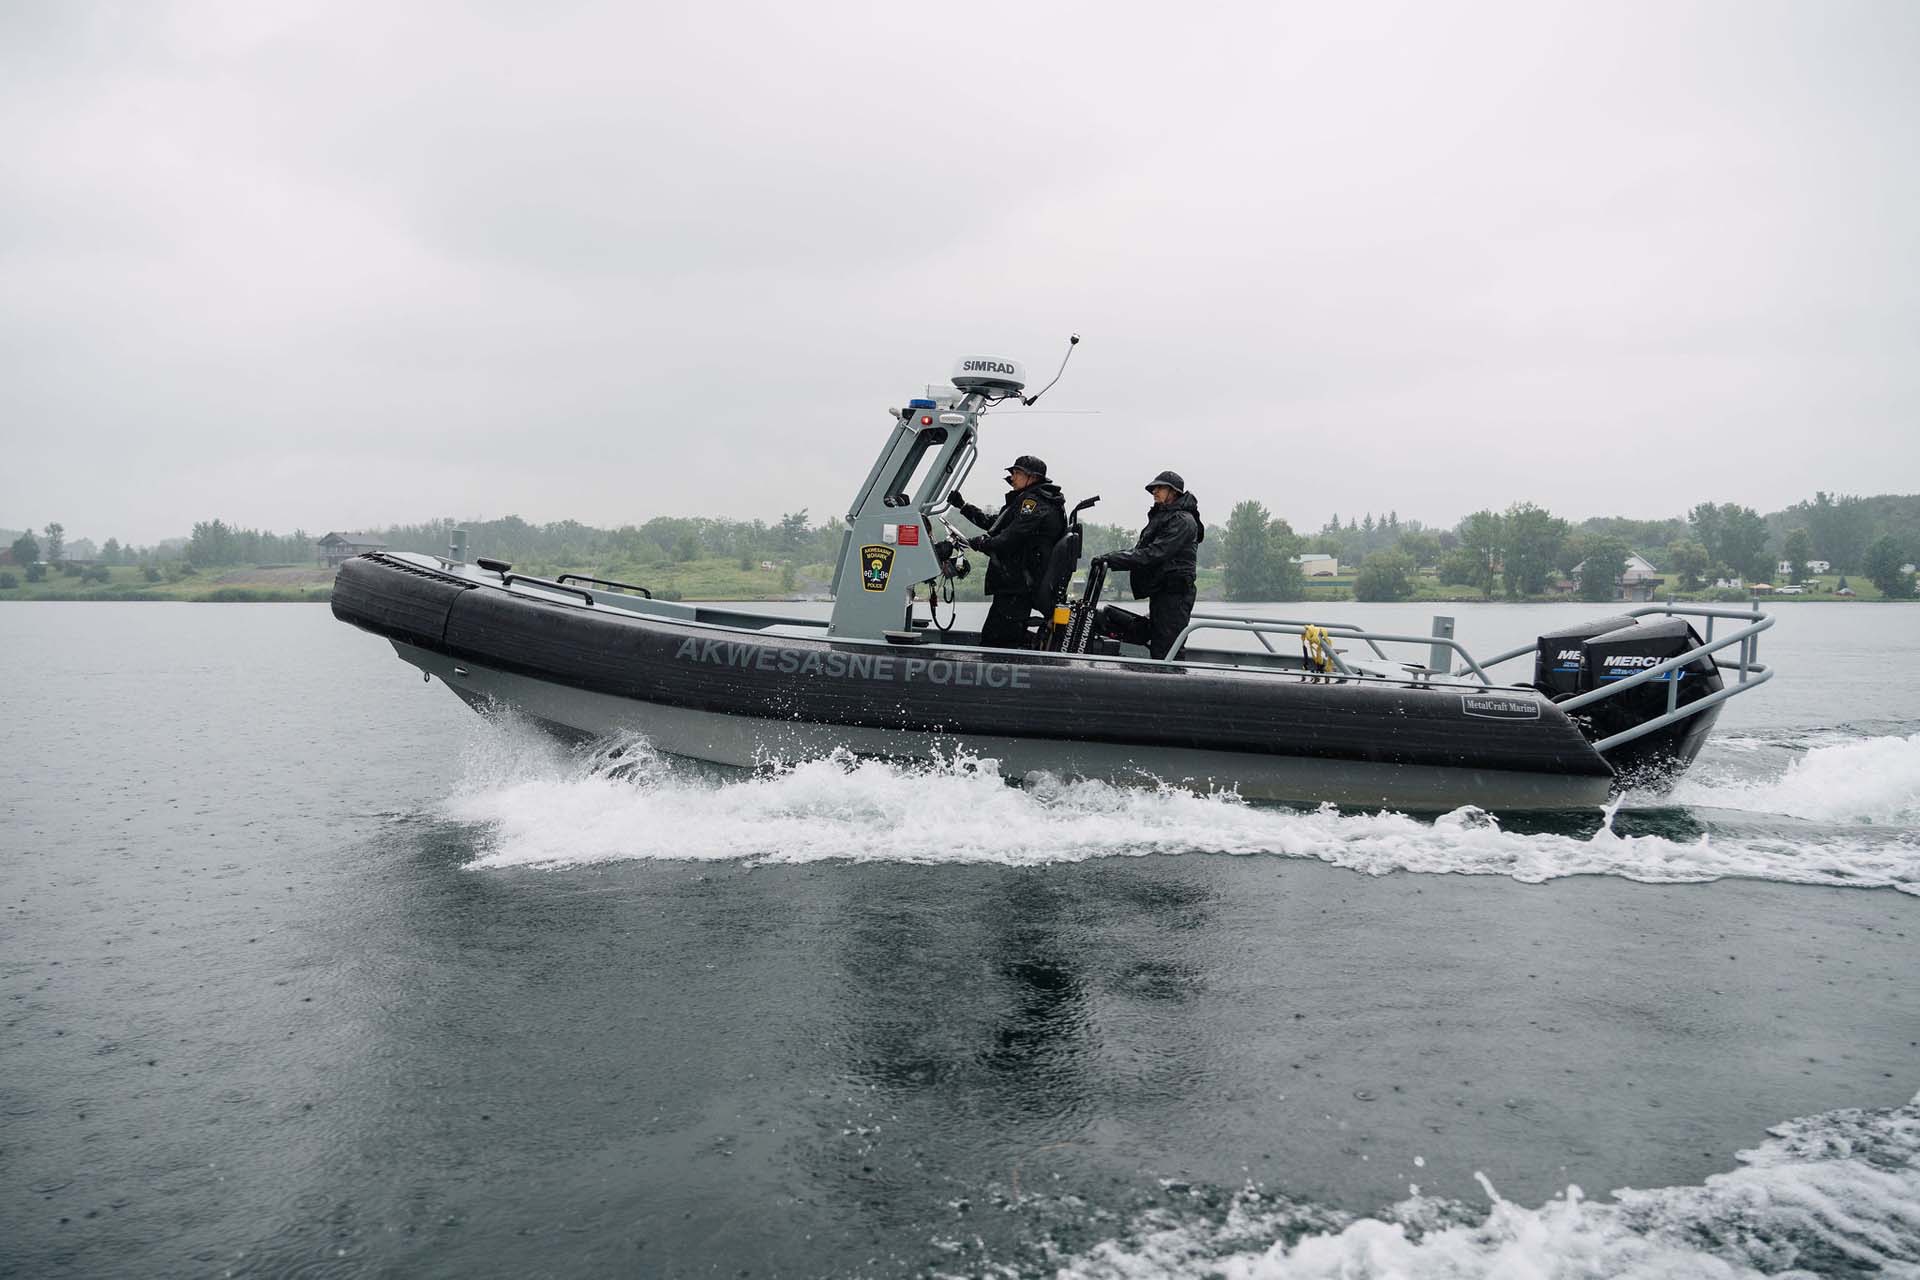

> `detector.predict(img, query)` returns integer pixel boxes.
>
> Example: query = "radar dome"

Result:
[950,356,1026,395]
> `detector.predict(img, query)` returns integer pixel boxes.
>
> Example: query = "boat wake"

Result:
[1043,1091,1920,1279]
[445,720,1919,894]
[1660,729,1920,826]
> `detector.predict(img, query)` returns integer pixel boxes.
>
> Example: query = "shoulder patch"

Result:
[1021,497,1037,513]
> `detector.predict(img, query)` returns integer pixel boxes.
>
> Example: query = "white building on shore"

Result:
[1574,551,1666,602]
[1293,553,1339,577]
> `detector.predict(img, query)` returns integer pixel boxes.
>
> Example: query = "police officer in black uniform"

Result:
[949,455,1067,650]
[1094,470,1205,659]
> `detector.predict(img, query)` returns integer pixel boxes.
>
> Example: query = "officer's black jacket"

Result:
[1106,491,1205,599]
[957,483,1067,601]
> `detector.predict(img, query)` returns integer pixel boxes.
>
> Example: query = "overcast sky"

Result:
[2,0,1914,546]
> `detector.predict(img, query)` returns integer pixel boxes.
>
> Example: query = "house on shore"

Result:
[1574,551,1666,602]
[317,532,389,567]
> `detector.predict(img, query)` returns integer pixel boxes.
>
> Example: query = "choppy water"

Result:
[4,601,1918,1277]
[453,728,1920,895]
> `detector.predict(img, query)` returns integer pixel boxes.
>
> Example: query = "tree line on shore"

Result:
[1212,491,1918,602]
[4,520,314,572]
[6,490,1916,599]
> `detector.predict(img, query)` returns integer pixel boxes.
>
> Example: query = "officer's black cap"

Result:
[1145,469,1185,494]
[1006,455,1049,480]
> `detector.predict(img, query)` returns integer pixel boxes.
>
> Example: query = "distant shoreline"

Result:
[2,589,1910,606]
[1,591,329,603]
[2,561,1906,605]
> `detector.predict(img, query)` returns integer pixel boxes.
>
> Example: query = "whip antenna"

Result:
[1022,333,1080,406]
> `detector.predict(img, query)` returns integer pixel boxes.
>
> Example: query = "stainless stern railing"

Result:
[1462,601,1774,752]
[1164,600,1773,755]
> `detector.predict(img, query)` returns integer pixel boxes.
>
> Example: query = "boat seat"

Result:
[1031,524,1083,612]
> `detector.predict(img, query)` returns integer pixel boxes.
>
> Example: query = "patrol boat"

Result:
[331,349,1776,810]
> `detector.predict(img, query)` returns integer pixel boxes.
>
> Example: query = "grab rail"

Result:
[502,572,595,606]
[1169,618,1357,674]
[927,437,979,519]
[1166,618,1494,684]
[1183,612,1392,660]
[557,573,653,599]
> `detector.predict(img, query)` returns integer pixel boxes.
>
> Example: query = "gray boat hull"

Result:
[390,639,1614,811]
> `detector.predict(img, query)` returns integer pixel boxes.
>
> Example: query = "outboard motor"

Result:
[1579,618,1725,785]
[1531,615,1636,699]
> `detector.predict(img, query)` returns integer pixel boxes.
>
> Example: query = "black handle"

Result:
[556,573,653,599]
[502,573,594,606]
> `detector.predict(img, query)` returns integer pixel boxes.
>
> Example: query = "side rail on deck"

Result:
[500,572,595,607]
[1165,615,1495,684]
[1175,613,1392,663]
[557,573,653,599]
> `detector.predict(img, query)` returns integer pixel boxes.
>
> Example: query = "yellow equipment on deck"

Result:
[1301,624,1337,674]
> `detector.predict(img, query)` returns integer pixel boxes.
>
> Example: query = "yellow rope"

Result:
[1301,624,1335,674]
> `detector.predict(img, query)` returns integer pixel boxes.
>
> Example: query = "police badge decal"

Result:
[860,544,894,592]
[1020,497,1037,513]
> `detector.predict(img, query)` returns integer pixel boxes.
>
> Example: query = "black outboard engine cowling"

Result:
[1578,617,1724,786]
[1532,615,1637,699]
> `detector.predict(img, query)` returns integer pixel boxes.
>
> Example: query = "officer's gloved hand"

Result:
[947,489,964,507]
[1089,556,1107,570]
[966,535,987,552]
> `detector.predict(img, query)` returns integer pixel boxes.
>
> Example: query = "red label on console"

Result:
[897,524,920,546]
